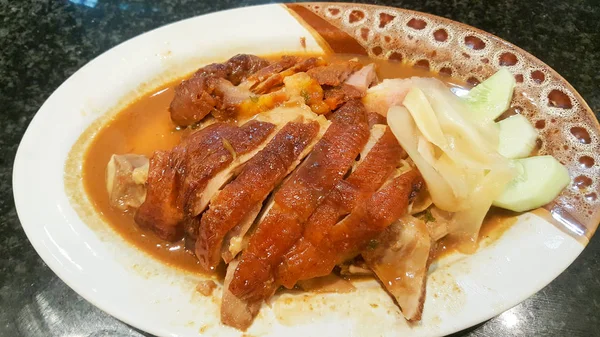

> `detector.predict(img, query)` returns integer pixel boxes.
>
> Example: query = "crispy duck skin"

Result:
[276,127,407,287]
[135,120,275,242]
[323,84,363,111]
[170,54,270,126]
[180,120,275,218]
[244,55,299,85]
[195,121,320,271]
[134,150,182,241]
[277,169,424,287]
[367,111,387,127]
[225,54,271,86]
[228,100,370,302]
[183,106,330,246]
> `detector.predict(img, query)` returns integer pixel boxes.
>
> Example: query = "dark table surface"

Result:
[1,0,599,336]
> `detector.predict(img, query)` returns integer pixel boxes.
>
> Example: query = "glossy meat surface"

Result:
[277,127,407,287]
[134,121,275,241]
[323,83,363,110]
[220,260,262,331]
[228,100,370,302]
[278,169,424,287]
[170,54,269,126]
[134,150,182,241]
[195,121,320,271]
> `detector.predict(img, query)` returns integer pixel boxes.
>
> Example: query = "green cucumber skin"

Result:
[493,155,570,212]
[464,68,515,122]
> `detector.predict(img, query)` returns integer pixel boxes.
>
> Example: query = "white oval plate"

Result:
[13,4,591,337]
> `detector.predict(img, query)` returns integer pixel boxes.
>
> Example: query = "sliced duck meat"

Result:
[134,150,182,241]
[249,57,324,95]
[362,78,413,117]
[367,111,387,127]
[183,106,331,247]
[323,83,363,111]
[226,54,271,85]
[135,121,275,242]
[180,121,276,217]
[220,260,263,331]
[244,55,300,86]
[170,75,222,127]
[105,154,149,210]
[344,63,378,94]
[170,54,271,126]
[306,60,362,86]
[220,203,262,264]
[219,111,331,264]
[227,100,370,305]
[277,169,424,288]
[362,215,432,321]
[195,120,321,271]
[277,127,407,288]
[353,124,387,170]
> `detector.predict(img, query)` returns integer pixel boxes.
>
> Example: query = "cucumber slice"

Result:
[464,68,515,122]
[496,114,538,158]
[493,155,570,212]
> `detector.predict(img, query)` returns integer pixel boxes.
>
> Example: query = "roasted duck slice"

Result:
[184,105,331,245]
[363,78,413,117]
[220,203,262,264]
[277,127,407,288]
[353,124,387,170]
[247,56,324,94]
[367,111,387,127]
[362,215,432,321]
[135,120,275,241]
[323,84,363,111]
[219,113,331,264]
[306,60,362,86]
[227,100,370,306]
[220,260,262,331]
[195,120,322,271]
[344,63,378,93]
[225,54,272,86]
[170,54,270,126]
[278,169,424,287]
[133,150,182,241]
[243,55,300,87]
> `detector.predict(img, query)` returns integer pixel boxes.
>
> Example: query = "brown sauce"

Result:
[431,208,519,260]
[82,53,514,273]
